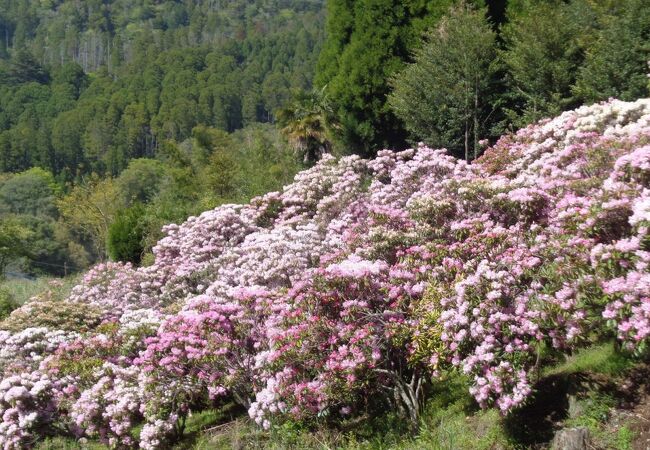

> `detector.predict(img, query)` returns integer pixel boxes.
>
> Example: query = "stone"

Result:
[551,427,590,450]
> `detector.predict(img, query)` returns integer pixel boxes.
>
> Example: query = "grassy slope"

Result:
[1,278,55,306]
[1,276,80,305]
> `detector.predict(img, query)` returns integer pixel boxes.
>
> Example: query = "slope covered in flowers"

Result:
[0,99,649,448]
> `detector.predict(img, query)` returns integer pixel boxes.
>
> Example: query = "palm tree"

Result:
[276,87,339,164]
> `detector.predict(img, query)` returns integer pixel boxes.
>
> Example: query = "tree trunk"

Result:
[474,77,479,160]
[377,368,425,428]
[464,120,469,162]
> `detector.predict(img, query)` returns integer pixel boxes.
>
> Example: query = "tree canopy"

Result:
[389,3,498,160]
[0,0,324,178]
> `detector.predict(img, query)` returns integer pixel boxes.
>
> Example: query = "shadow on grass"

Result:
[174,402,247,450]
[503,374,571,449]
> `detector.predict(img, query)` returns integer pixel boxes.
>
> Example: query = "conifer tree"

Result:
[389,3,498,161]
[573,0,650,103]
[316,0,459,156]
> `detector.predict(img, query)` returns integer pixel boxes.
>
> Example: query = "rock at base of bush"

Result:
[551,427,590,450]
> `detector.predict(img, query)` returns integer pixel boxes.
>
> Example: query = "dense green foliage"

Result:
[0,167,59,217]
[275,87,338,163]
[0,216,34,276]
[0,0,323,177]
[315,0,468,155]
[320,0,649,157]
[107,203,146,264]
[389,4,498,160]
[499,0,648,130]
[0,286,18,319]
[498,0,598,128]
[0,0,312,276]
[574,0,650,102]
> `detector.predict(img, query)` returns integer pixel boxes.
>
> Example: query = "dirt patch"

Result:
[602,364,650,450]
[629,395,650,450]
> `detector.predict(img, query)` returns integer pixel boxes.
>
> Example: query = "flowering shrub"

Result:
[249,254,429,427]
[1,299,103,333]
[0,371,72,449]
[69,363,143,447]
[0,98,648,447]
[136,287,275,411]
[0,328,80,374]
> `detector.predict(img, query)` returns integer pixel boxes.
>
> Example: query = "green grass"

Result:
[186,407,509,450]
[1,277,54,305]
[543,341,634,377]
[614,426,635,450]
[1,275,80,305]
[181,376,511,450]
[173,406,242,449]
[539,342,638,450]
[413,409,506,450]
[35,436,106,449]
[399,376,509,450]
[564,391,635,450]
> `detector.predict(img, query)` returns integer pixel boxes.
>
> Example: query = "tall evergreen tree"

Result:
[499,0,598,128]
[573,0,650,103]
[316,0,459,156]
[389,3,498,161]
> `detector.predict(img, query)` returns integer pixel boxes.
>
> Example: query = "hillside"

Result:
[0,98,647,448]
[0,0,327,280]
[0,0,324,177]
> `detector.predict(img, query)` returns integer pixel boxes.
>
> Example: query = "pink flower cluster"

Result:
[0,98,648,447]
[70,363,143,448]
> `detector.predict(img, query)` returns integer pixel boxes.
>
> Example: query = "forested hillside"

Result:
[0,0,647,283]
[0,0,323,278]
[0,0,323,176]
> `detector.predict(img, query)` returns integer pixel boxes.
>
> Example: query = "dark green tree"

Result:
[573,0,650,103]
[0,217,32,278]
[0,167,59,218]
[52,62,88,99]
[499,0,598,127]
[1,49,50,84]
[389,3,499,161]
[107,203,146,264]
[15,214,70,276]
[0,287,19,320]
[116,158,168,205]
[315,0,460,156]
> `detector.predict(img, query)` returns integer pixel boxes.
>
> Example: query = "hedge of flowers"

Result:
[0,98,648,448]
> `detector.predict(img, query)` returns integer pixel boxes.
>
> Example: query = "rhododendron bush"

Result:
[0,98,649,448]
